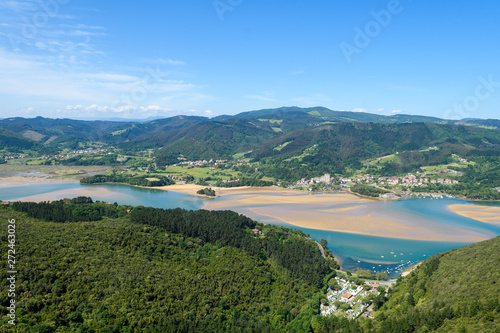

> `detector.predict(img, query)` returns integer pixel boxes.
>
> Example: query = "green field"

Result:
[258,118,283,124]
[274,141,291,151]
[365,154,400,166]
[163,165,241,180]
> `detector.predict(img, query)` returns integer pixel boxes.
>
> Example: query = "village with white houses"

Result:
[294,171,461,193]
[320,275,389,320]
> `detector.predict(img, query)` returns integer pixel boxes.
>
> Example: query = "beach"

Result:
[448,204,500,224]
[152,184,304,198]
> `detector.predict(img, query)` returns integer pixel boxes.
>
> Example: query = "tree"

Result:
[339,303,351,310]
[320,239,328,248]
[407,293,415,306]
[328,278,338,289]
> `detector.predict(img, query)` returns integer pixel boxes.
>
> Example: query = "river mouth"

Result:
[1,177,499,278]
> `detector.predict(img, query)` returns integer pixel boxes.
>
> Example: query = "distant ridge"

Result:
[0,106,499,162]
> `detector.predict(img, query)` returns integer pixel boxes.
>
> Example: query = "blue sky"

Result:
[0,0,499,120]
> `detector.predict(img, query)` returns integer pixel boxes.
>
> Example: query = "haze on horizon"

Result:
[0,1,499,120]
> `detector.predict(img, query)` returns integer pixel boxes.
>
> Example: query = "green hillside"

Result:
[251,122,500,182]
[370,236,500,332]
[0,201,333,332]
[0,200,499,332]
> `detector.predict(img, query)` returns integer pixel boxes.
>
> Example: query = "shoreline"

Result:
[448,204,500,224]
[241,205,489,242]
[149,184,308,197]
[1,175,497,243]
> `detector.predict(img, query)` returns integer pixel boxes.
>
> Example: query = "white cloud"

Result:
[392,109,402,114]
[147,58,186,66]
[352,108,368,113]
[78,73,137,83]
[60,104,175,119]
[377,108,384,112]
[0,1,38,11]
[246,95,277,102]
[48,29,108,37]
[0,49,207,117]
[0,4,210,120]
[59,24,106,31]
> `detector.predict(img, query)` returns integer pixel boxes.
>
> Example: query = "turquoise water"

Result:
[1,181,499,277]
[0,182,205,210]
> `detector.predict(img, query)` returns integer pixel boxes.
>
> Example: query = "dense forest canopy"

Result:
[1,199,499,332]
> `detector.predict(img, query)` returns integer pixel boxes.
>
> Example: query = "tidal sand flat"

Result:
[1,177,499,276]
[204,192,369,210]
[204,193,495,242]
[1,177,498,244]
[155,184,301,198]
[448,204,500,224]
[0,176,77,188]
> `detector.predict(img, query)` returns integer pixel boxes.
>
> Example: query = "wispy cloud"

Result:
[146,58,187,66]
[0,3,209,119]
[246,94,277,102]
[0,1,39,12]
[58,104,175,119]
[0,49,206,117]
[392,109,402,114]
[352,108,368,113]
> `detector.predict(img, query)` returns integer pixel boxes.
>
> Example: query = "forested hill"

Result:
[1,200,499,332]
[370,236,500,332]
[1,107,499,158]
[1,199,334,332]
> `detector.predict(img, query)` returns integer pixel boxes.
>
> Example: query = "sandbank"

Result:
[203,192,492,242]
[203,192,369,210]
[152,184,309,198]
[0,176,495,243]
[448,204,500,224]
[243,206,488,242]
[0,176,78,188]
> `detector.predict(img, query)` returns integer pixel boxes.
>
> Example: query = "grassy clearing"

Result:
[283,145,319,161]
[365,154,400,166]
[420,163,463,172]
[274,141,291,151]
[163,165,241,180]
[232,152,247,160]
[258,118,283,124]
[111,129,127,136]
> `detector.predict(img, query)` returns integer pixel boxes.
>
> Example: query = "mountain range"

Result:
[1,107,499,168]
